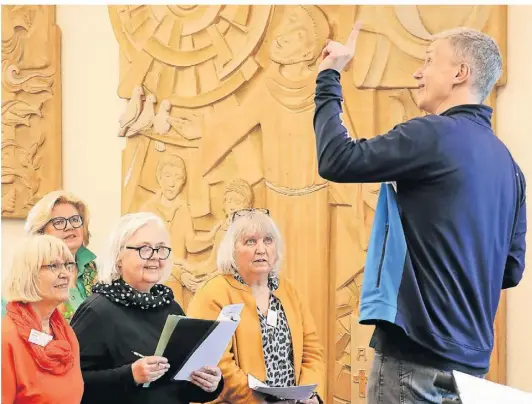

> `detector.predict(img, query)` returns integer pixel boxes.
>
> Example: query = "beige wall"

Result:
[496,5,532,393]
[1,4,530,392]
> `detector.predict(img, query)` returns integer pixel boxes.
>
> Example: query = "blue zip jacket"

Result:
[313,69,526,371]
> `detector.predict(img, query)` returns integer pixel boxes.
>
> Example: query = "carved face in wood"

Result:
[224,191,249,217]
[44,203,84,254]
[223,179,253,217]
[119,221,170,292]
[157,164,185,201]
[269,8,316,65]
[413,38,468,114]
[234,232,277,279]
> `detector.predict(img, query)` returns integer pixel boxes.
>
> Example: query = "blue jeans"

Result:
[367,351,462,404]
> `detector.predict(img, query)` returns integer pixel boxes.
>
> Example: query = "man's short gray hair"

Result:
[217,211,284,277]
[432,27,502,102]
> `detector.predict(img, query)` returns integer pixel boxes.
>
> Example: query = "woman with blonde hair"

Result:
[1,235,84,403]
[187,209,325,404]
[2,190,98,321]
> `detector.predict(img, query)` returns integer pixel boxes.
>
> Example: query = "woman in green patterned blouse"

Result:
[19,190,97,322]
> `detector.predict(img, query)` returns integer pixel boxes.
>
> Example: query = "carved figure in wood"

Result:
[199,6,332,348]
[1,5,61,218]
[172,178,254,298]
[139,153,197,303]
[118,86,143,137]
[110,5,508,403]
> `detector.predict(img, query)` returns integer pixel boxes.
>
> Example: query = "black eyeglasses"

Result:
[41,262,77,276]
[126,245,172,260]
[230,208,270,223]
[45,215,83,231]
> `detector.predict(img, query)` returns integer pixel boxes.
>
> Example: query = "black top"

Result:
[70,293,223,404]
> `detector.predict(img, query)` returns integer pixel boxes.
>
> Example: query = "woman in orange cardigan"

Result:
[1,235,84,403]
[187,209,325,404]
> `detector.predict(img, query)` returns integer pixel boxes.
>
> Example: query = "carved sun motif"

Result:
[109,5,273,108]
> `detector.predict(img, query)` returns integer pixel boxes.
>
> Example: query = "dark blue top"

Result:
[313,69,526,373]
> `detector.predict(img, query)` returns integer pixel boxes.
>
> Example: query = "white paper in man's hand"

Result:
[248,374,317,401]
[453,370,532,404]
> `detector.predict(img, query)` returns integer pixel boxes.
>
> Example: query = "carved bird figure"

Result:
[152,99,171,134]
[125,94,156,138]
[118,86,144,137]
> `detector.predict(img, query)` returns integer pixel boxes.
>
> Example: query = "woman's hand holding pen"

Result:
[131,354,170,384]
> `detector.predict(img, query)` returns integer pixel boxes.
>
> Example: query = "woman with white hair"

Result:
[70,212,223,404]
[2,235,84,403]
[187,209,325,404]
[1,190,97,321]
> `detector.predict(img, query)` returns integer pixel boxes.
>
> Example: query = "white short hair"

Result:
[96,212,173,285]
[216,211,283,276]
[432,27,502,102]
[2,235,74,303]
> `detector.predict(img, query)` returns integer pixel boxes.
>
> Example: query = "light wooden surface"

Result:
[109,5,507,402]
[1,5,62,218]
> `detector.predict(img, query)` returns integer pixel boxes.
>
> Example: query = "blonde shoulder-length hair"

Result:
[2,235,74,303]
[216,210,284,276]
[96,212,173,285]
[25,190,92,246]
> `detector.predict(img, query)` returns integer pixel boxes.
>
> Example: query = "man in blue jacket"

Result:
[313,23,527,403]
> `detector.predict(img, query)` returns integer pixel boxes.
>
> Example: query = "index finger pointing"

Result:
[345,20,363,48]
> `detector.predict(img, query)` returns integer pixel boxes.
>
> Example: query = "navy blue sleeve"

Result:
[503,170,527,289]
[313,69,441,183]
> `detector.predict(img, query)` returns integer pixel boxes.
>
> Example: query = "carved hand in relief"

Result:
[318,21,362,73]
[180,271,207,293]
[174,259,209,292]
[167,113,202,141]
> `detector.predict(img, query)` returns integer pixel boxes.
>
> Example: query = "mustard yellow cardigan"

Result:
[186,274,326,404]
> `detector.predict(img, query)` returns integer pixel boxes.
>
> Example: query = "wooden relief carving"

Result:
[1,5,61,218]
[110,5,506,402]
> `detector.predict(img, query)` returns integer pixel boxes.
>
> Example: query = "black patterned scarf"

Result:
[92,278,174,310]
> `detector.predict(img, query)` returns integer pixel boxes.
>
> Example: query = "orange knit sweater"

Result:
[187,274,326,404]
[1,315,84,403]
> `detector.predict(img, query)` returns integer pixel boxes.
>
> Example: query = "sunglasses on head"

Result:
[230,208,270,223]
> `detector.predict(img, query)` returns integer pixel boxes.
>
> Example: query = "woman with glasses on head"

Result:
[187,209,326,404]
[70,212,224,404]
[1,190,98,321]
[2,235,84,403]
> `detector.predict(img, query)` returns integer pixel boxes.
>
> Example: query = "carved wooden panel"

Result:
[110,5,507,402]
[1,5,62,218]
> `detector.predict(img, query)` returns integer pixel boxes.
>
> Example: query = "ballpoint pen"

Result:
[132,351,145,358]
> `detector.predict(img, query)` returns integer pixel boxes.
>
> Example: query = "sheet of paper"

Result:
[453,370,532,404]
[217,303,245,322]
[248,374,317,401]
[143,314,182,388]
[173,304,244,381]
